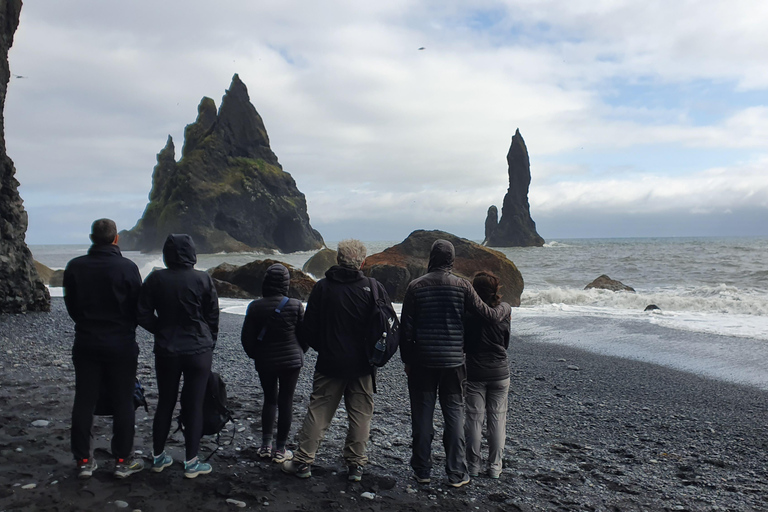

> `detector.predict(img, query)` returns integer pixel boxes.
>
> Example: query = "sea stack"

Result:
[0,0,50,313]
[119,74,325,253]
[483,129,544,247]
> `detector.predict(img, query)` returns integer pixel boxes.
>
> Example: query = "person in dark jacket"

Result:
[463,271,511,479]
[400,239,511,488]
[63,218,145,479]
[282,240,393,482]
[241,263,306,463]
[137,234,219,479]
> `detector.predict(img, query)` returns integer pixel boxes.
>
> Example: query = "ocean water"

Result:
[31,237,768,390]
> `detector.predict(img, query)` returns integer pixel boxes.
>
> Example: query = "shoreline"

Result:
[1,299,767,511]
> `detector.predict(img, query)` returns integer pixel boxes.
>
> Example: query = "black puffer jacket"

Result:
[300,265,391,379]
[63,244,142,359]
[137,234,219,356]
[400,239,511,368]
[241,263,306,372]
[464,310,511,381]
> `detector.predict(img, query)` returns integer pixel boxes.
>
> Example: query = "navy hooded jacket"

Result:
[137,234,219,356]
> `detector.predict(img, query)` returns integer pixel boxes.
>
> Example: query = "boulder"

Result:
[212,278,255,300]
[363,230,523,305]
[0,1,50,313]
[33,261,64,287]
[484,129,545,247]
[302,248,336,278]
[119,74,324,254]
[208,259,316,300]
[644,304,661,312]
[585,275,635,293]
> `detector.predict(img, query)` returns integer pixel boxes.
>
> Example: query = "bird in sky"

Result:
[13,74,27,78]
[418,47,425,50]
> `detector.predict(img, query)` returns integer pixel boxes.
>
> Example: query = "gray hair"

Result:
[336,239,367,269]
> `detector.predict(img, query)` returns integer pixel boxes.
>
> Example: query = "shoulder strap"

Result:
[257,296,290,342]
[368,276,380,302]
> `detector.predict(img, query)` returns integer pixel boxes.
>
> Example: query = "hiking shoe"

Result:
[448,474,471,488]
[114,458,145,479]
[257,445,273,459]
[77,458,97,479]
[347,465,363,482]
[272,448,293,464]
[413,472,431,484]
[281,460,311,478]
[151,452,173,473]
[184,457,212,479]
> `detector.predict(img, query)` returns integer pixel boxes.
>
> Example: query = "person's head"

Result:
[472,271,501,307]
[336,239,367,270]
[90,218,118,246]
[162,234,197,269]
[427,239,455,272]
[262,263,290,297]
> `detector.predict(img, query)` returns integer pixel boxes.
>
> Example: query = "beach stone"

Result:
[114,501,129,509]
[363,229,524,304]
[361,492,375,500]
[226,498,247,508]
[567,365,580,371]
[21,483,36,489]
[302,248,336,278]
[209,260,315,300]
[212,278,254,300]
[585,275,635,292]
[31,420,50,427]
[645,304,661,311]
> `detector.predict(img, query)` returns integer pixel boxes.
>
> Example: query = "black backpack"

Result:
[94,378,149,416]
[366,277,400,367]
[177,372,234,461]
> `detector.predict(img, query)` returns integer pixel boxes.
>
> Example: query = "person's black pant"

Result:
[408,364,468,480]
[71,352,137,461]
[153,351,212,461]
[257,367,301,449]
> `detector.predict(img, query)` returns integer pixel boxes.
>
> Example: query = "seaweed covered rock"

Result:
[208,259,316,300]
[302,248,336,278]
[484,129,545,247]
[0,0,50,313]
[120,74,324,254]
[363,229,523,304]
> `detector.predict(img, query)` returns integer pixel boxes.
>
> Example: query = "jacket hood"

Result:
[427,239,455,273]
[262,263,290,297]
[163,234,197,269]
[325,264,365,283]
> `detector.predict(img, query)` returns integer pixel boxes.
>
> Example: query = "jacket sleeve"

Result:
[137,274,158,334]
[464,282,511,323]
[204,274,220,344]
[240,302,258,359]
[62,264,80,323]
[299,283,323,352]
[399,285,416,364]
[126,264,142,327]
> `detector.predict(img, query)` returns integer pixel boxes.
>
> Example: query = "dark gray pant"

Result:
[408,365,468,480]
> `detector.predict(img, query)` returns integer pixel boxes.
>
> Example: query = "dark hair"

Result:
[472,271,501,307]
[90,218,117,245]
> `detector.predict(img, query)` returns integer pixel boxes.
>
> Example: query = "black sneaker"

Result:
[77,458,97,479]
[114,458,145,479]
[448,474,470,488]
[347,465,363,482]
[413,471,431,484]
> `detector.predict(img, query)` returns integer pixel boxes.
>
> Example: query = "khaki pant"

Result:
[465,377,510,478]
[294,371,374,466]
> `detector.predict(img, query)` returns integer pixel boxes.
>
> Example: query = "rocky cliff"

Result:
[484,129,544,247]
[0,0,50,313]
[120,74,324,254]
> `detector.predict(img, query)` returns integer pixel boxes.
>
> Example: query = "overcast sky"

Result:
[6,0,768,246]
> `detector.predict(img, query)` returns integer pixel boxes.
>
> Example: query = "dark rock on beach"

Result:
[212,278,255,300]
[32,261,64,287]
[119,74,324,254]
[209,259,316,300]
[2,299,768,511]
[645,304,661,311]
[302,248,336,278]
[484,129,545,248]
[363,229,524,304]
[585,274,636,292]
[0,0,50,313]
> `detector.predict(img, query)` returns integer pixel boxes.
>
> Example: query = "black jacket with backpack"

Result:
[241,263,307,373]
[63,243,142,360]
[300,265,391,379]
[137,234,219,356]
[400,239,511,368]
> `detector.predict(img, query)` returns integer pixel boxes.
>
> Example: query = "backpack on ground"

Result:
[177,371,235,461]
[366,277,400,367]
[94,377,149,416]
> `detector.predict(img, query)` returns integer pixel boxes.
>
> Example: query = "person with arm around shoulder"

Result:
[137,234,219,479]
[463,271,511,480]
[241,263,306,463]
[63,218,144,479]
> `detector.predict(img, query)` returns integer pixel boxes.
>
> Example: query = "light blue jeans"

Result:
[465,377,510,478]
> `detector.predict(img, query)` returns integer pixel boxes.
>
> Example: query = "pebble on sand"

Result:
[114,500,129,508]
[226,498,247,508]
[361,492,376,500]
[31,420,50,427]
[21,483,37,490]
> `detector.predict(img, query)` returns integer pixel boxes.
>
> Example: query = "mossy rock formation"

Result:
[363,229,524,305]
[208,259,316,300]
[0,0,50,313]
[302,248,337,278]
[120,74,324,254]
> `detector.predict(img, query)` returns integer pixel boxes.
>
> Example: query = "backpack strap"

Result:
[256,296,290,342]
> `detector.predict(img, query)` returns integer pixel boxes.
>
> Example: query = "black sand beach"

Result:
[2,299,767,511]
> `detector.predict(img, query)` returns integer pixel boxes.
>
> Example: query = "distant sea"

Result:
[31,237,768,390]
